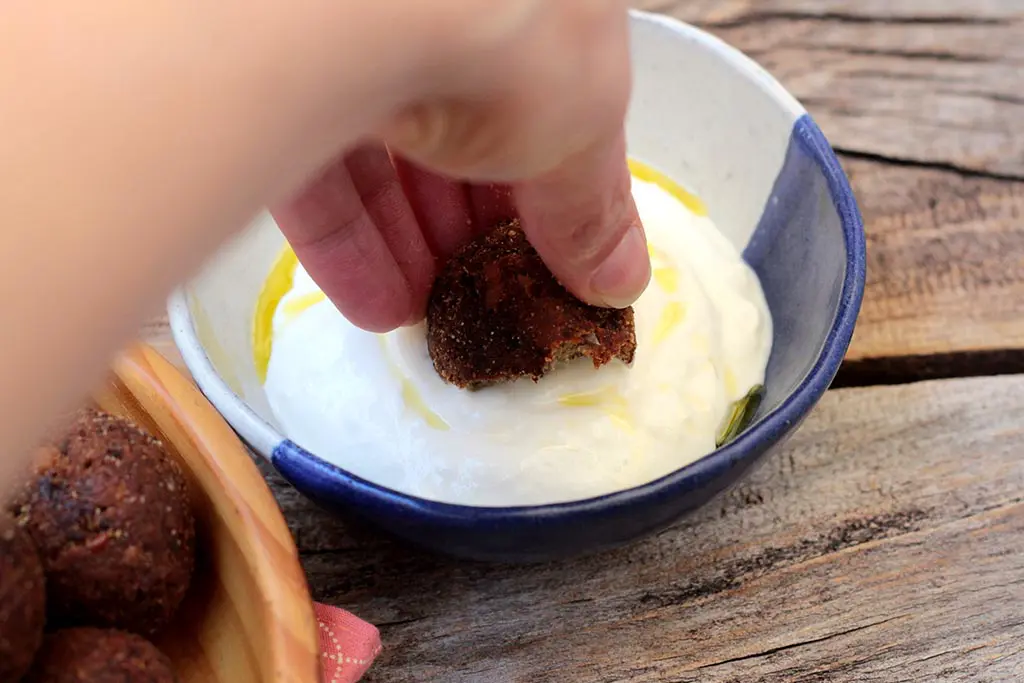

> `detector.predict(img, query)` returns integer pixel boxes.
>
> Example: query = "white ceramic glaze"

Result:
[170,11,807,464]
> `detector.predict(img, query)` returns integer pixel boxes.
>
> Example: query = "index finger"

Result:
[514,130,650,309]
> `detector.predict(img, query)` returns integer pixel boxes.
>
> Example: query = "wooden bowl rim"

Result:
[108,344,320,682]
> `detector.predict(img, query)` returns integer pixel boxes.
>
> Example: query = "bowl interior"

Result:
[173,13,856,488]
[95,346,320,683]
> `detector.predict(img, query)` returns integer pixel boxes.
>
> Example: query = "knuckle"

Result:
[565,196,633,264]
[564,215,611,263]
[360,177,408,230]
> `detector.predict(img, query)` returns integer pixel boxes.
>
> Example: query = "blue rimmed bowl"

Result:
[169,11,865,563]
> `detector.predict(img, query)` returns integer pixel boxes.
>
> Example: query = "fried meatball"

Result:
[427,221,637,389]
[10,408,195,636]
[0,515,46,682]
[24,628,177,683]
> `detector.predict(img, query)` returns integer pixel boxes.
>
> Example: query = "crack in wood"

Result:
[690,616,906,671]
[562,597,595,606]
[802,45,1009,65]
[637,509,930,609]
[703,11,1012,30]
[973,495,1024,517]
[835,148,1024,183]
[834,349,1024,388]
[285,376,1024,681]
[375,616,428,628]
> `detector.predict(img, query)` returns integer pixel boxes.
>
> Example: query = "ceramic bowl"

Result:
[168,11,866,562]
[96,345,321,682]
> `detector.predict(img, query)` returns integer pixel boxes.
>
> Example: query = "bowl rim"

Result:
[105,345,322,681]
[168,11,866,518]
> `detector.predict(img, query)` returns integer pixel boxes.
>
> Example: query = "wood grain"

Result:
[98,346,321,683]
[261,375,1024,682]
[838,158,1024,373]
[136,5,1024,680]
[630,0,1024,378]
[638,0,1024,177]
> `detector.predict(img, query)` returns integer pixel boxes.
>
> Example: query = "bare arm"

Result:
[0,0,641,489]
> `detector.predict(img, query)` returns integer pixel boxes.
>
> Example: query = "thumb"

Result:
[514,131,650,308]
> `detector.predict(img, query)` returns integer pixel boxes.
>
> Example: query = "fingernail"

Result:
[590,223,651,308]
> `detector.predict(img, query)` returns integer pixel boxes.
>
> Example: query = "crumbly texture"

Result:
[0,515,46,682]
[427,221,637,389]
[23,628,177,683]
[9,408,196,636]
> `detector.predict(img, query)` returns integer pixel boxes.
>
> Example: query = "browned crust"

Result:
[9,408,195,637]
[0,515,46,682]
[426,221,637,389]
[24,628,177,683]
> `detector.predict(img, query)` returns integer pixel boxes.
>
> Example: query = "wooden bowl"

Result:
[94,344,320,683]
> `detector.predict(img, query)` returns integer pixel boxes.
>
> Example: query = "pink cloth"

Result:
[315,602,382,683]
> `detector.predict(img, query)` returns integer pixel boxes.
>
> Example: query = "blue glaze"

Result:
[743,115,866,423]
[271,114,866,563]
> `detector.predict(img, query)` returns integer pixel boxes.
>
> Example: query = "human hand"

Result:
[273,0,650,333]
[0,0,648,495]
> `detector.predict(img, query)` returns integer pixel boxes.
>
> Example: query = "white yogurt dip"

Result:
[262,173,773,506]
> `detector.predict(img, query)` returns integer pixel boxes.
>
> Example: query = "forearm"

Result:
[0,0,453,488]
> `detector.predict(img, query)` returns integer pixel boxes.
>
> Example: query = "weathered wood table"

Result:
[146,2,1024,680]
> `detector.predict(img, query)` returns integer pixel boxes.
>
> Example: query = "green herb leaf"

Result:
[716,384,764,447]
